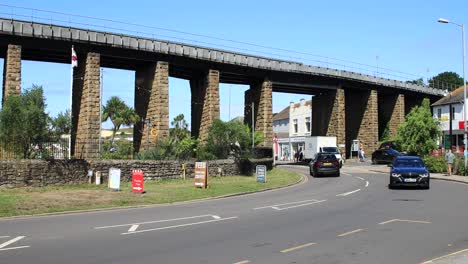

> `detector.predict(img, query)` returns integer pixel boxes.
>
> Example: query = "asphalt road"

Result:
[1,165,468,264]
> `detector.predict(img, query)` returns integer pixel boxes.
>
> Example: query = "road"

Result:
[1,164,468,264]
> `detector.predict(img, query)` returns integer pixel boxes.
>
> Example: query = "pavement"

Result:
[1,164,468,263]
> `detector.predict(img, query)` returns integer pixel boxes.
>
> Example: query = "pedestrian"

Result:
[294,151,299,162]
[359,143,365,162]
[445,149,455,176]
[299,150,303,161]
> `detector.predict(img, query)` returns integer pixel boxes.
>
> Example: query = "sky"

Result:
[0,0,466,129]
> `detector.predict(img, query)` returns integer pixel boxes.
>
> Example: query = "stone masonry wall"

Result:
[190,70,220,142]
[134,62,169,152]
[356,90,378,155]
[72,52,101,160]
[388,94,405,138]
[2,44,21,106]
[244,80,273,147]
[0,159,241,188]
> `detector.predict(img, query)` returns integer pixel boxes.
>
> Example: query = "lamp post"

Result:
[438,18,467,169]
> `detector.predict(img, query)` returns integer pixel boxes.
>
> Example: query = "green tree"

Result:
[428,71,464,91]
[50,109,71,140]
[170,114,189,143]
[406,78,425,86]
[102,96,139,143]
[0,85,49,158]
[396,98,441,156]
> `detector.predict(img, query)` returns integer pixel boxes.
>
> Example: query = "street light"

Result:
[438,18,467,169]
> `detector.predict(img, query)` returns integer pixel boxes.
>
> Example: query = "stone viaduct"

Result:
[0,18,443,159]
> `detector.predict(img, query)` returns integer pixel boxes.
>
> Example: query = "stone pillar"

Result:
[190,70,220,143]
[134,61,169,152]
[379,93,405,139]
[345,89,378,158]
[244,80,273,147]
[71,52,101,160]
[2,44,21,106]
[312,88,346,155]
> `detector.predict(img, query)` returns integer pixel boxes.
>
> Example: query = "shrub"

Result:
[423,156,447,173]
[453,154,468,176]
[101,139,133,159]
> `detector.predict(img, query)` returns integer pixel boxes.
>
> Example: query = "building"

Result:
[432,85,467,152]
[273,98,312,160]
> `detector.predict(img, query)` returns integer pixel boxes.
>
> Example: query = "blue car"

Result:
[388,156,430,189]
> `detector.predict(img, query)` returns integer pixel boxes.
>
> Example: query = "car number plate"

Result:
[324,162,332,166]
[404,178,417,183]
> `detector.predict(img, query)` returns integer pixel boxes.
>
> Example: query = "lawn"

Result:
[0,168,302,217]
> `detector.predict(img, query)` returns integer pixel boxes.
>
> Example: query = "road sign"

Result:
[256,165,267,183]
[194,162,208,188]
[132,170,144,193]
[108,168,121,191]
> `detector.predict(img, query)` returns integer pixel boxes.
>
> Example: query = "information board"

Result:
[256,165,267,183]
[108,167,121,191]
[194,162,208,188]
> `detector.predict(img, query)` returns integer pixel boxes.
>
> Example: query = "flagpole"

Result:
[69,45,74,159]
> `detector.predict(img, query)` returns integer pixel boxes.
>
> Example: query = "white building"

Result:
[432,85,467,152]
[273,98,312,160]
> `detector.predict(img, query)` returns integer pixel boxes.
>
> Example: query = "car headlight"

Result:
[420,173,429,178]
[391,173,401,177]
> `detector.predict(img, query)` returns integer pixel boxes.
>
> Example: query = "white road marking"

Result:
[121,216,238,235]
[342,172,351,176]
[421,248,468,263]
[336,189,361,196]
[281,242,317,253]
[128,224,139,232]
[275,200,326,211]
[379,219,431,225]
[0,236,9,239]
[95,214,218,229]
[0,246,30,251]
[253,199,323,210]
[0,236,26,249]
[233,260,250,264]
[356,177,365,181]
[365,181,369,187]
[337,228,365,237]
[211,215,221,220]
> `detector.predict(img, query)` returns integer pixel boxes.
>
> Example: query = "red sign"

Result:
[459,121,465,129]
[132,170,144,193]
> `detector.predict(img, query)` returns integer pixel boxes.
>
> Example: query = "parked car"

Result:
[388,156,430,189]
[320,146,344,168]
[309,153,340,177]
[371,148,402,164]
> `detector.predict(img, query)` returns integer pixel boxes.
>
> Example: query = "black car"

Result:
[388,156,430,189]
[371,148,401,164]
[309,153,340,177]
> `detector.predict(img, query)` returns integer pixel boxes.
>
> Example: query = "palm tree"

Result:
[102,96,139,143]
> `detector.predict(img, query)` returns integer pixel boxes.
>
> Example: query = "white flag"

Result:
[71,46,78,67]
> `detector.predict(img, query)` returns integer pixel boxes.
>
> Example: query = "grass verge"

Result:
[0,167,302,217]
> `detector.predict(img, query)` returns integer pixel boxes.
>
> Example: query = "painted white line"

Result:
[281,242,317,253]
[337,228,365,237]
[336,189,361,197]
[0,246,30,251]
[342,172,352,176]
[379,219,431,225]
[275,200,326,211]
[233,260,250,264]
[121,216,238,235]
[0,236,9,239]
[95,214,215,229]
[253,199,321,210]
[128,224,139,232]
[356,177,365,181]
[211,215,221,220]
[365,181,369,187]
[421,248,468,263]
[0,236,25,249]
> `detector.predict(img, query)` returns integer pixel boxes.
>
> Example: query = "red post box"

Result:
[132,170,144,193]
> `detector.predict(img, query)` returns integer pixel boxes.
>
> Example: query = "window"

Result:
[305,117,311,132]
[452,106,456,120]
[437,108,442,119]
[293,119,298,133]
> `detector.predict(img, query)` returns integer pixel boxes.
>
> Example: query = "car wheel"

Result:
[388,184,394,189]
[422,184,430,190]
[336,172,340,177]
[309,168,313,176]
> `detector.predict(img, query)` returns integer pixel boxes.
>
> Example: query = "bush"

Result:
[423,156,447,173]
[137,137,197,161]
[101,139,133,159]
[453,154,468,176]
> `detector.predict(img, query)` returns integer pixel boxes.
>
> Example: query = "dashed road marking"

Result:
[336,189,361,196]
[128,224,139,232]
[95,214,219,229]
[337,228,365,237]
[233,260,250,264]
[365,181,369,187]
[379,219,431,225]
[253,199,326,211]
[121,216,238,235]
[420,248,468,263]
[0,236,30,251]
[281,242,317,253]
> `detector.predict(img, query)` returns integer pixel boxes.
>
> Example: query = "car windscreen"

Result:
[394,159,424,168]
[322,147,339,153]
[317,154,337,161]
